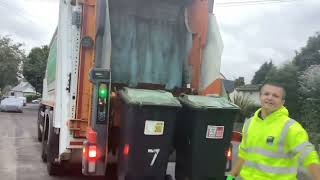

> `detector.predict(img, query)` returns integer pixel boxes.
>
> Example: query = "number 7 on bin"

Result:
[148,149,160,166]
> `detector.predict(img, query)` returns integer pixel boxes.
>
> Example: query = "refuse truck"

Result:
[37,0,240,179]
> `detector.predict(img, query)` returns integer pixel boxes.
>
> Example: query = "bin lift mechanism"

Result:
[83,68,111,174]
[89,68,111,127]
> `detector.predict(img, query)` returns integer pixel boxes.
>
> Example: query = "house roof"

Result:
[222,79,235,93]
[11,81,36,93]
[236,84,262,92]
[219,73,226,80]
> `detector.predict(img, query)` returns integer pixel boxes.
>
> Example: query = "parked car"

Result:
[0,96,24,113]
[31,98,41,104]
[18,96,27,106]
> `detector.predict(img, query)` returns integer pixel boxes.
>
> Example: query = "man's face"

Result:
[260,84,285,113]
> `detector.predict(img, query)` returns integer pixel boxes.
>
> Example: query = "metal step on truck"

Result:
[37,0,240,179]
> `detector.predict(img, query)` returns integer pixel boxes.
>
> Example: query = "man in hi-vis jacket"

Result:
[227,83,320,180]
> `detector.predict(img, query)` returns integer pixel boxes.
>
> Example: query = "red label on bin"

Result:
[206,126,224,139]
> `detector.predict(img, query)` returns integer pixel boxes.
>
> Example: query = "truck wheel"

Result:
[41,131,48,162]
[46,111,62,176]
[41,116,49,162]
[37,109,42,142]
[37,125,42,142]
[47,156,62,176]
[46,145,62,176]
[46,129,61,176]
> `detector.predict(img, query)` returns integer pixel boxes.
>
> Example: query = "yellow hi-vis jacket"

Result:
[238,106,320,180]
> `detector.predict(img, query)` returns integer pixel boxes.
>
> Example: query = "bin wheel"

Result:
[175,176,186,180]
[165,175,173,180]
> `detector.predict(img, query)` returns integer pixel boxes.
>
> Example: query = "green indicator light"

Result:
[98,85,108,99]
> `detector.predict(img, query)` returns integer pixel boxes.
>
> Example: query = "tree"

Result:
[265,62,300,119]
[23,45,49,94]
[234,77,245,88]
[293,32,320,71]
[299,65,320,98]
[0,85,12,96]
[298,65,320,144]
[251,60,275,85]
[0,36,25,90]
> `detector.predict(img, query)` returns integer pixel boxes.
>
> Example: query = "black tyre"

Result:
[41,116,49,162]
[41,134,48,162]
[37,107,43,142]
[46,110,62,176]
[47,155,62,176]
[37,125,42,142]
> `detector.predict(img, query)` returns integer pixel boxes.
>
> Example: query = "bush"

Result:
[231,94,260,122]
[26,94,41,102]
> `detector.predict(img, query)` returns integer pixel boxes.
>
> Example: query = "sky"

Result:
[214,0,320,82]
[0,0,59,51]
[0,0,319,83]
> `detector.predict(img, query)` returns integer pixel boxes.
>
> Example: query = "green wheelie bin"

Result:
[118,88,181,180]
[175,95,240,180]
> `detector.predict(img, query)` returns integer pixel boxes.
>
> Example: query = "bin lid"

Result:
[119,87,181,107]
[178,95,239,109]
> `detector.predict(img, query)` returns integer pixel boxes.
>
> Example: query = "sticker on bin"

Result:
[144,120,165,135]
[206,125,224,139]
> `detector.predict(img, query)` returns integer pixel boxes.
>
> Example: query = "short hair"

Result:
[260,82,286,100]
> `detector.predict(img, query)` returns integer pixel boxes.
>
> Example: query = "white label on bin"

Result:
[144,120,164,135]
[206,125,224,139]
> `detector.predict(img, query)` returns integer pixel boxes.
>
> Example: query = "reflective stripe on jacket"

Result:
[238,106,320,180]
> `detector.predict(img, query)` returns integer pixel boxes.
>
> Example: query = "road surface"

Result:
[0,104,177,180]
[0,104,105,180]
[0,104,311,180]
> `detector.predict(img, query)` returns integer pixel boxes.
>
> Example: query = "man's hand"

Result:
[308,163,320,180]
[230,157,245,177]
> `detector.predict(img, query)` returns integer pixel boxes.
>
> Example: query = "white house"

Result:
[9,81,36,97]
[230,84,262,105]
